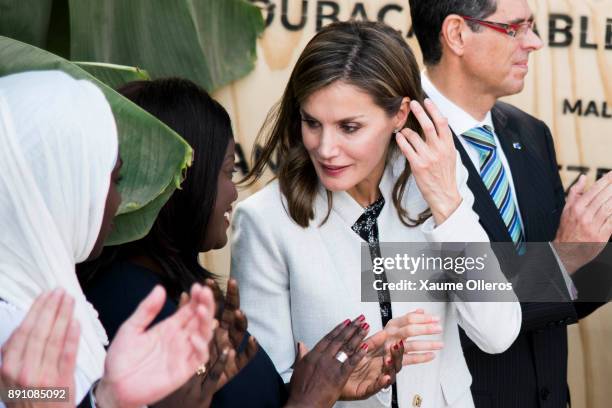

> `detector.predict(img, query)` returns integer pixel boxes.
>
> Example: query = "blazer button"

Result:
[412,394,422,407]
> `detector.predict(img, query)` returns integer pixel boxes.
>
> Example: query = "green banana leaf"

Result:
[75,62,150,90]
[68,0,264,91]
[0,36,192,245]
[108,183,175,246]
[0,0,54,48]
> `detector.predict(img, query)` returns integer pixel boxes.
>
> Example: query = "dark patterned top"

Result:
[351,195,385,255]
[351,195,398,408]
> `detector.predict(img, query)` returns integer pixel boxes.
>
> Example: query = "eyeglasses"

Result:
[461,15,536,38]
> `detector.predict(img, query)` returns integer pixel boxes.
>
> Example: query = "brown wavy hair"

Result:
[242,20,430,227]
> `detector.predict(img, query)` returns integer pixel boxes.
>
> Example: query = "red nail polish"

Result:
[361,323,369,330]
[343,319,351,326]
[393,343,399,350]
[399,339,404,347]
[360,343,368,351]
[387,358,393,365]
[357,314,366,322]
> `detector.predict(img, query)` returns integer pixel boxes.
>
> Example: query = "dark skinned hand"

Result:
[340,332,405,401]
[285,316,370,408]
[154,279,257,408]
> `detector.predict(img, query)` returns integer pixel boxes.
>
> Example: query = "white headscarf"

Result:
[0,70,118,383]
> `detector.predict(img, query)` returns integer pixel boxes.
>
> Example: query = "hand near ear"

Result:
[396,99,461,225]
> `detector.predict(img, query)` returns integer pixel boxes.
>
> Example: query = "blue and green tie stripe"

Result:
[462,126,525,249]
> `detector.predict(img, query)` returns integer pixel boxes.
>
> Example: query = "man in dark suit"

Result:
[409,0,612,406]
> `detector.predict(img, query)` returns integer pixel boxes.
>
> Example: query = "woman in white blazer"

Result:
[231,21,521,408]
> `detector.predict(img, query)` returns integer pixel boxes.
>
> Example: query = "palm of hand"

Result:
[341,354,386,400]
[104,315,200,407]
[2,372,76,408]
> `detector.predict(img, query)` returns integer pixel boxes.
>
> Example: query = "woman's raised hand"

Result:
[95,283,215,408]
[0,289,79,408]
[383,309,444,365]
[395,99,461,225]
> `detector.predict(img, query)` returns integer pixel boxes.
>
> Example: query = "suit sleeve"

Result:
[541,122,607,319]
[230,202,295,383]
[423,153,522,354]
[542,123,566,213]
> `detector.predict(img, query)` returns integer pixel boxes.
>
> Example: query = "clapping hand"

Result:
[210,278,258,365]
[395,99,461,225]
[340,328,405,401]
[95,283,215,408]
[159,278,258,408]
[554,172,612,274]
[286,316,370,408]
[155,323,231,408]
[340,310,441,401]
[1,284,216,408]
[0,289,79,408]
[384,309,444,365]
[201,279,258,390]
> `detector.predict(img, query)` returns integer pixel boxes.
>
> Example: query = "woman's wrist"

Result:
[430,191,462,225]
[93,377,126,408]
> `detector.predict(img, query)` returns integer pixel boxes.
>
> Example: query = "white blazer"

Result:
[230,154,521,408]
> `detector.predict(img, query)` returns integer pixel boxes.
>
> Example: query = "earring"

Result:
[393,128,401,135]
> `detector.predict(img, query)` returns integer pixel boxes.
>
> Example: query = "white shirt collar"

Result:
[421,71,494,136]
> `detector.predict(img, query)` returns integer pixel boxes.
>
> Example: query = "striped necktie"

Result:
[462,126,525,247]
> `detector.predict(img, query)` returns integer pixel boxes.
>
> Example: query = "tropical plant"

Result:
[0,37,192,245]
[0,0,264,92]
[0,0,264,245]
